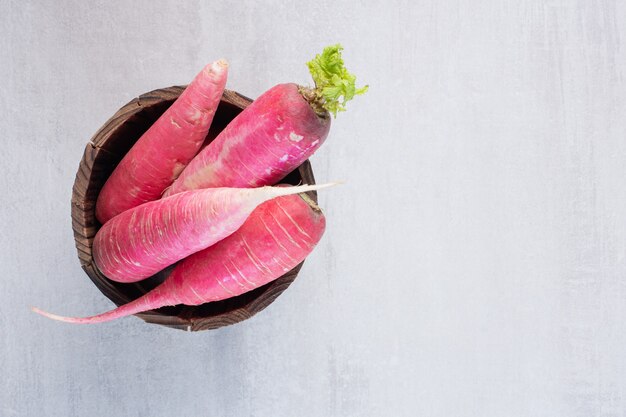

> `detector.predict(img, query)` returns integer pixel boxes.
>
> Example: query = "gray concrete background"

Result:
[2,0,626,416]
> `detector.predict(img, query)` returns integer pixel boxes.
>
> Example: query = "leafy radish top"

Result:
[301,44,368,117]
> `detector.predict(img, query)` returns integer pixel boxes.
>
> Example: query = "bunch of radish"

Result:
[33,45,366,325]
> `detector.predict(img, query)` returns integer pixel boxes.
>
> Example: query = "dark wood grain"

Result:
[72,86,317,331]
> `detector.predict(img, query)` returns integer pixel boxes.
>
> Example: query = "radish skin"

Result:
[95,59,229,224]
[32,193,326,324]
[164,44,367,197]
[92,183,335,283]
[164,83,331,195]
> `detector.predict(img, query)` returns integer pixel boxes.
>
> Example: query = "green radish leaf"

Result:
[307,44,368,117]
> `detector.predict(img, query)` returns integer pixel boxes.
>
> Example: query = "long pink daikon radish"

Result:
[164,44,366,196]
[92,183,334,283]
[32,193,325,324]
[96,59,228,224]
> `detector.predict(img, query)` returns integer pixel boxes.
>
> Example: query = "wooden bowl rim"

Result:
[71,86,316,331]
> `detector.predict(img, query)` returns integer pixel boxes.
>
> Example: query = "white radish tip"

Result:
[216,58,229,67]
[261,181,342,200]
[294,182,340,193]
[31,306,75,323]
[302,181,343,191]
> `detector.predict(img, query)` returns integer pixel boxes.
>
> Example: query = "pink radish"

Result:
[32,193,325,324]
[95,59,229,224]
[164,44,366,196]
[92,183,334,283]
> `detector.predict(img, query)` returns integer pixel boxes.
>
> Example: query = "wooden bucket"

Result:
[71,86,316,331]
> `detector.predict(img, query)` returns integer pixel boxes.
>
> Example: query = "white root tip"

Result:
[266,181,342,198]
[31,306,80,324]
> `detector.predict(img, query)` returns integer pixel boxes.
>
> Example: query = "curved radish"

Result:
[96,59,228,224]
[92,183,334,283]
[164,82,330,194]
[32,193,325,324]
[164,44,366,196]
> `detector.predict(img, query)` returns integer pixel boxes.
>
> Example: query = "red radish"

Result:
[92,183,334,283]
[95,59,229,224]
[32,193,325,324]
[164,44,366,196]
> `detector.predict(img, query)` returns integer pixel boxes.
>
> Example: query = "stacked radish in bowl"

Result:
[33,45,366,325]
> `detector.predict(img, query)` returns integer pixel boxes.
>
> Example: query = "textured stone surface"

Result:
[2,1,626,416]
